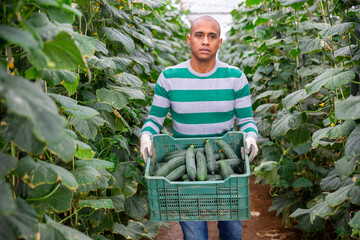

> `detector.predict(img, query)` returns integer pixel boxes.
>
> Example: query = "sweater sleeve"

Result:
[234,72,258,141]
[140,73,170,136]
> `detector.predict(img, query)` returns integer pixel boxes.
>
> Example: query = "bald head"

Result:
[190,16,221,36]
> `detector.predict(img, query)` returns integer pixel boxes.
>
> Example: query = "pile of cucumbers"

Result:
[153,139,245,181]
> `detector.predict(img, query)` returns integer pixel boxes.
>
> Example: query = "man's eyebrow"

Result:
[194,31,218,36]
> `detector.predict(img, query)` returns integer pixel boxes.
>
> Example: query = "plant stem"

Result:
[25,182,61,202]
[59,206,84,224]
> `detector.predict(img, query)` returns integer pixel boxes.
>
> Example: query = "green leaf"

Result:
[40,217,93,240]
[62,74,79,96]
[75,159,114,170]
[254,161,280,185]
[290,208,326,232]
[113,72,143,87]
[1,114,45,155]
[293,177,313,188]
[102,27,135,53]
[69,115,106,140]
[46,6,77,24]
[96,88,129,110]
[335,96,360,120]
[95,39,108,55]
[71,166,100,185]
[49,93,99,118]
[279,0,306,8]
[38,69,78,86]
[290,48,301,59]
[348,185,360,205]
[326,184,354,207]
[345,126,360,158]
[87,56,131,72]
[0,25,39,49]
[102,195,125,212]
[75,140,96,160]
[124,193,148,220]
[1,74,65,143]
[78,199,114,210]
[320,173,342,191]
[298,65,327,78]
[72,32,95,57]
[335,156,356,178]
[255,103,275,113]
[27,184,72,212]
[76,169,112,195]
[305,68,355,94]
[299,38,332,54]
[309,201,335,223]
[278,158,296,182]
[283,89,311,108]
[319,22,356,38]
[44,162,78,190]
[312,120,356,147]
[109,86,145,100]
[0,181,17,216]
[111,163,138,198]
[0,153,16,177]
[349,211,360,231]
[334,44,357,58]
[113,221,145,240]
[42,31,86,70]
[270,111,301,139]
[47,129,77,163]
[245,0,262,6]
[256,89,284,100]
[286,124,311,146]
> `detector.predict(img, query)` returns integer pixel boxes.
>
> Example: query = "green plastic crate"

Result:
[145,132,251,222]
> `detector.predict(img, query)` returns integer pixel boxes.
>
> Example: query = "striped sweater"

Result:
[141,59,258,140]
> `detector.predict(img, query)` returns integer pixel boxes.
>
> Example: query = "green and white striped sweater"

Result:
[141,59,258,140]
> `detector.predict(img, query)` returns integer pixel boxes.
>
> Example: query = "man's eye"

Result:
[196,34,203,38]
[209,35,216,39]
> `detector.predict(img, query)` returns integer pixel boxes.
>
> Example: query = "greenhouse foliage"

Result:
[220,0,360,239]
[0,0,189,239]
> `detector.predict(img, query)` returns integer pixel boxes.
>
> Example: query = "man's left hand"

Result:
[241,136,258,162]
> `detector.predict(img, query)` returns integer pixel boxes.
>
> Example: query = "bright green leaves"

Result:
[0,25,39,49]
[96,88,129,110]
[312,120,356,147]
[69,116,106,140]
[319,22,357,38]
[335,96,360,120]
[283,89,310,108]
[279,0,307,9]
[270,111,301,139]
[305,68,355,94]
[75,159,114,170]
[78,199,114,210]
[102,27,135,53]
[299,38,332,54]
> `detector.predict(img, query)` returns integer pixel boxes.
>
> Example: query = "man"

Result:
[140,16,258,240]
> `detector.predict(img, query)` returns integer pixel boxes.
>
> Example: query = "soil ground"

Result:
[153,175,302,240]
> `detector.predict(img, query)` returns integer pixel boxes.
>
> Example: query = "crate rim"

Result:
[144,131,250,185]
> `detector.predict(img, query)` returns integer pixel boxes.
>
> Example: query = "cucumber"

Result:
[214,153,221,160]
[218,151,226,159]
[182,174,190,181]
[219,160,234,179]
[186,145,196,180]
[196,150,207,181]
[204,141,216,174]
[154,155,186,176]
[214,158,241,172]
[206,174,223,181]
[164,149,186,157]
[195,147,205,153]
[166,165,186,181]
[164,151,186,161]
[216,140,238,159]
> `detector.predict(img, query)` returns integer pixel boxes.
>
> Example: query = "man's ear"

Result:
[186,34,191,46]
[218,38,223,49]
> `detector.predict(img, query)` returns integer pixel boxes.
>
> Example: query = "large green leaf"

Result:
[299,38,332,54]
[40,217,93,240]
[348,185,360,205]
[305,68,355,94]
[49,93,99,118]
[320,173,342,191]
[94,39,109,55]
[1,74,65,143]
[290,208,326,232]
[0,153,16,177]
[75,159,114,170]
[255,103,275,113]
[71,166,100,185]
[0,25,39,49]
[270,111,301,139]
[111,163,138,198]
[293,177,313,188]
[102,27,135,53]
[124,193,148,220]
[96,88,129,110]
[75,140,96,160]
[0,199,40,240]
[69,115,106,140]
[256,89,284,100]
[319,22,356,38]
[335,96,360,120]
[42,31,86,70]
[113,221,145,240]
[349,211,360,231]
[286,124,311,146]
[72,32,95,57]
[38,69,78,86]
[27,184,72,212]
[113,72,143,87]
[102,195,125,212]
[47,129,77,163]
[310,201,335,224]
[109,85,145,100]
[76,169,113,195]
[334,44,358,58]
[279,0,306,8]
[335,156,356,178]
[254,161,280,185]
[78,199,114,210]
[345,126,360,158]
[298,65,327,77]
[1,114,45,155]
[0,181,17,216]
[283,89,311,107]
[325,183,354,207]
[312,120,356,147]
[87,56,132,72]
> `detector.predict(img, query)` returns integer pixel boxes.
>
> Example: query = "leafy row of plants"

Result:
[220,0,359,239]
[0,0,189,239]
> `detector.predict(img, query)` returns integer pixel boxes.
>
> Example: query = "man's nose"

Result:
[202,36,209,44]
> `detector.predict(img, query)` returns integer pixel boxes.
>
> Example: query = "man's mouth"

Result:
[199,49,210,53]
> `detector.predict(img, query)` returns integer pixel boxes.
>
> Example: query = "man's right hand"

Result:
[140,134,153,161]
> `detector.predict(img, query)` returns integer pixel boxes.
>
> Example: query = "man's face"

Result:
[187,18,223,62]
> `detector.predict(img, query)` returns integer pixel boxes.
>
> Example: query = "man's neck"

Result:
[189,57,216,74]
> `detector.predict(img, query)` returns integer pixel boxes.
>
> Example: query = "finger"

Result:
[249,145,256,162]
[245,144,250,155]
[241,147,245,159]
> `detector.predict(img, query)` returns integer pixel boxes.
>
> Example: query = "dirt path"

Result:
[153,175,301,240]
